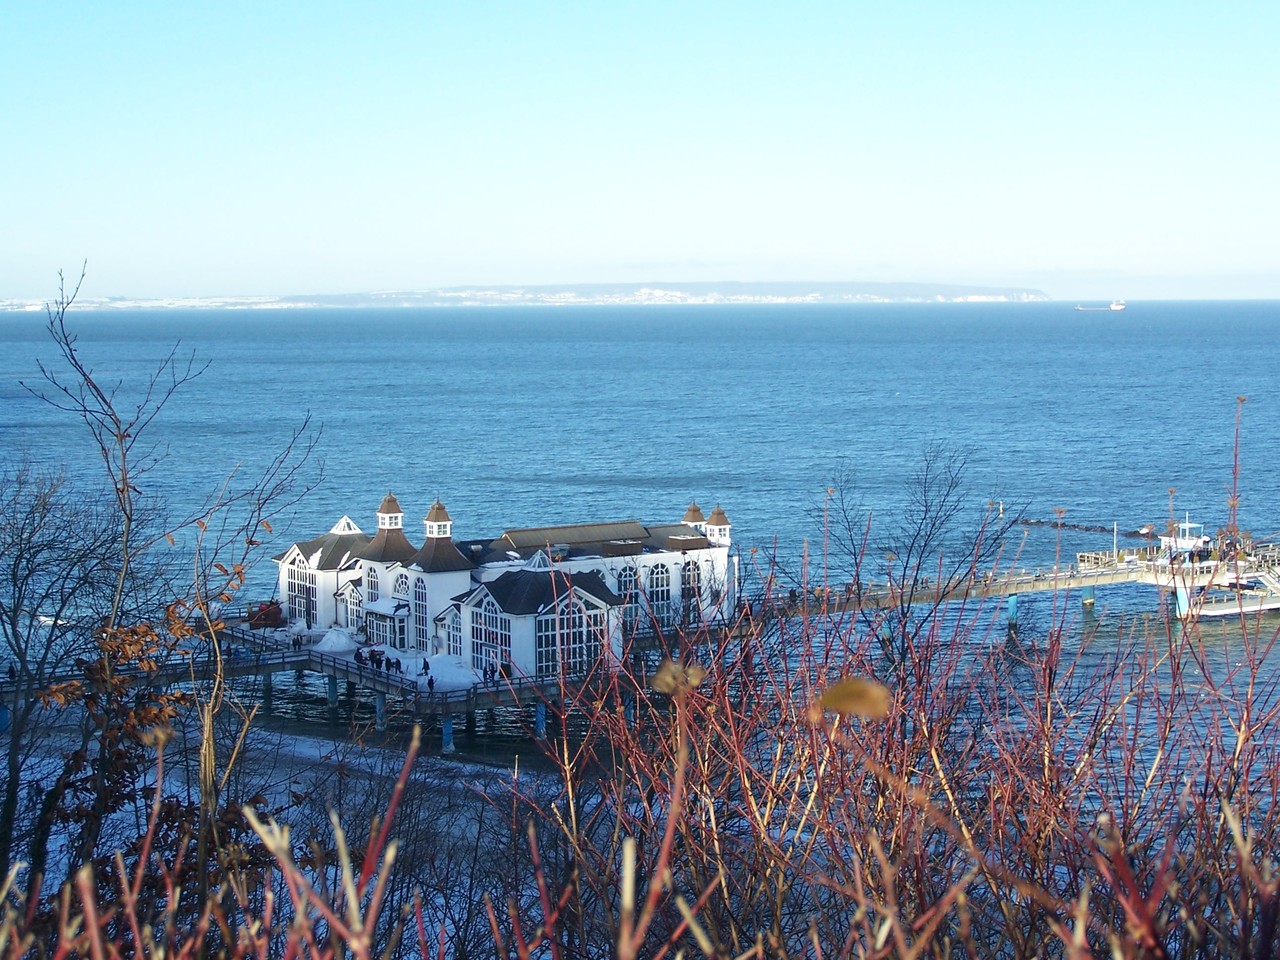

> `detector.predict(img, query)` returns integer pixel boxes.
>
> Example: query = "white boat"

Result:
[1159,518,1211,563]
[1075,299,1127,312]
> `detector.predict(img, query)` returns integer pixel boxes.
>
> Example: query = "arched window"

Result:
[536,596,605,679]
[446,608,463,657]
[344,590,363,629]
[394,573,410,597]
[617,565,640,630]
[681,560,702,624]
[366,567,380,602]
[471,596,511,671]
[414,578,430,649]
[648,564,673,627]
[287,555,317,626]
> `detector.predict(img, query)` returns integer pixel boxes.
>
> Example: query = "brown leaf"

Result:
[817,677,892,719]
[651,659,707,695]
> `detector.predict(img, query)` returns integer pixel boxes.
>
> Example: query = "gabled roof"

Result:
[474,570,622,616]
[275,530,374,570]
[356,526,417,563]
[408,536,476,574]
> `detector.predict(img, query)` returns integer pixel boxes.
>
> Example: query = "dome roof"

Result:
[425,499,452,523]
[682,501,706,524]
[707,504,730,526]
[378,491,404,515]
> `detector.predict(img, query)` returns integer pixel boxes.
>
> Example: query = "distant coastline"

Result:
[0,281,1049,312]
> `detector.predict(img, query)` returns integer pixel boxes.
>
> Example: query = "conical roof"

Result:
[408,536,476,574]
[425,499,452,523]
[707,504,730,526]
[378,491,404,515]
[682,501,706,524]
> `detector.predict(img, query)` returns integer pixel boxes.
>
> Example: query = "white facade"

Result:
[274,497,738,679]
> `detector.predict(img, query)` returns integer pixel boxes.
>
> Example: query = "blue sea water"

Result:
[2,300,1279,614]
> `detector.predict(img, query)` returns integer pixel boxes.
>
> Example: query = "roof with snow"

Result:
[476,569,622,615]
[274,528,373,569]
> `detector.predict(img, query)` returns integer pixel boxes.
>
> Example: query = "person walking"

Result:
[427,674,435,694]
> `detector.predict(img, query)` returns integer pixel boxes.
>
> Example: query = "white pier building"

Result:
[274,495,737,679]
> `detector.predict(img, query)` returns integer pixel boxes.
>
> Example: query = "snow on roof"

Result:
[364,596,411,617]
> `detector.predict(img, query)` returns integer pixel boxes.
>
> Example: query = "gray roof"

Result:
[275,530,373,570]
[463,517,717,566]
[498,521,650,549]
[479,570,622,615]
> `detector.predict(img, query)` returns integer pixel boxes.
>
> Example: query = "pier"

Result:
[7,537,1280,747]
[795,542,1280,621]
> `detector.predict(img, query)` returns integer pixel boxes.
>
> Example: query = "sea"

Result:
[2,300,1278,743]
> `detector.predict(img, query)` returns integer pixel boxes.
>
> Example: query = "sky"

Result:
[2,2,1278,301]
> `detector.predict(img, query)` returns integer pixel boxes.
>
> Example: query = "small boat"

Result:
[1075,299,1127,312]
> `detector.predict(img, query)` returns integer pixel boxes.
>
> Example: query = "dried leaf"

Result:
[817,677,892,719]
[651,659,707,695]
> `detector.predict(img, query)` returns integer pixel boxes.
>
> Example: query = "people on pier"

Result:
[427,674,435,694]
[354,649,366,666]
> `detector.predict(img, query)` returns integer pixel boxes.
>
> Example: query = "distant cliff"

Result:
[1,281,1049,311]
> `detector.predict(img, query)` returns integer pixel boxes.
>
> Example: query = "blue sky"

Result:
[3,2,1277,300]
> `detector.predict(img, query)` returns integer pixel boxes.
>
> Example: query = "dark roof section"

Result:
[456,512,729,566]
[481,569,622,615]
[707,504,730,526]
[499,520,649,549]
[378,491,404,515]
[682,501,706,524]
[275,530,373,570]
[356,526,417,564]
[408,536,476,574]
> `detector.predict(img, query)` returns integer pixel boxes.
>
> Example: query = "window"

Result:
[366,567,380,602]
[367,614,393,647]
[471,596,511,671]
[536,597,606,679]
[446,609,463,657]
[681,560,702,624]
[286,556,317,625]
[394,573,410,597]
[617,565,640,631]
[647,563,674,627]
[344,590,363,629]
[414,578,430,649]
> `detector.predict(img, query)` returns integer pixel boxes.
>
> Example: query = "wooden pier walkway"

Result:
[779,546,1280,619]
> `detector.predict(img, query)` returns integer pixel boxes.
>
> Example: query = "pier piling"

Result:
[442,714,456,754]
[534,700,547,739]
